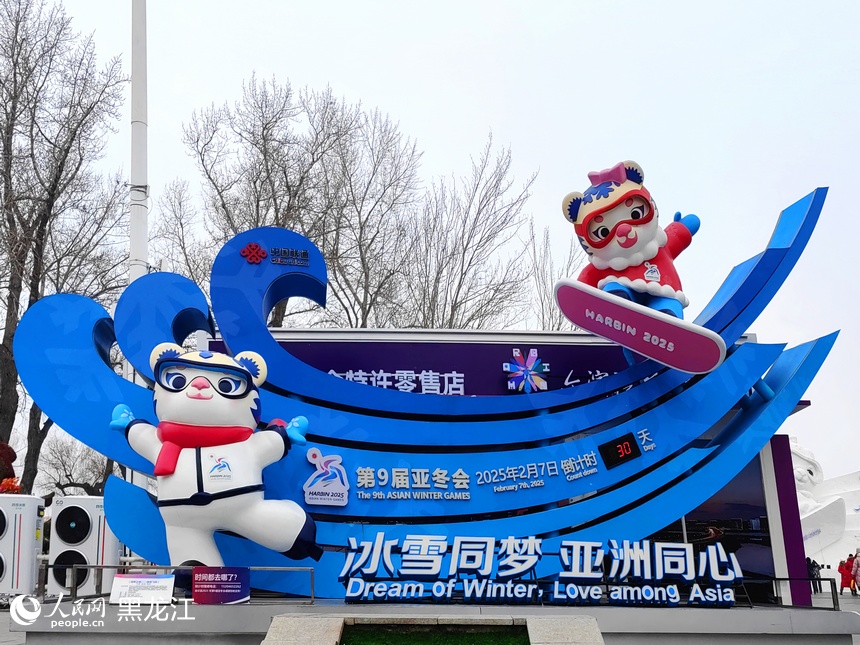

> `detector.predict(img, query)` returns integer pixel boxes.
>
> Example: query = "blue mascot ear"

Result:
[234,351,267,387]
[562,192,584,224]
[150,342,184,371]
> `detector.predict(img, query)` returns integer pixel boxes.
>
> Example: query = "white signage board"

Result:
[108,573,175,605]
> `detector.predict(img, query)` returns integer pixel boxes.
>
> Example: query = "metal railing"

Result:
[771,576,839,611]
[40,561,315,604]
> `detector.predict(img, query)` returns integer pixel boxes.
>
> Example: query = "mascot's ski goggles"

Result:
[154,360,256,399]
[575,188,654,249]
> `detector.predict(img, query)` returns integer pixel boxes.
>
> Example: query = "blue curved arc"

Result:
[258,342,769,449]
[260,342,782,520]
[261,359,674,420]
[211,192,824,419]
[695,250,783,331]
[311,336,814,542]
[210,228,685,418]
[314,443,716,548]
[114,272,214,382]
[292,333,835,596]
[696,188,826,343]
[104,475,168,563]
[97,335,836,597]
[530,330,837,576]
[14,295,154,473]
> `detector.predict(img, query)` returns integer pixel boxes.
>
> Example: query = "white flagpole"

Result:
[129,0,148,283]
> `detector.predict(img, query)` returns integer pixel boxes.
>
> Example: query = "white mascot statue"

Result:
[110,343,322,566]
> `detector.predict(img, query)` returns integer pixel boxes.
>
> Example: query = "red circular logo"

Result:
[240,243,267,264]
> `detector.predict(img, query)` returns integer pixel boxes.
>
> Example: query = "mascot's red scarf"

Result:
[154,422,253,476]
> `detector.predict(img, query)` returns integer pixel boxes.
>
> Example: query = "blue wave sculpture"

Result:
[14,188,834,598]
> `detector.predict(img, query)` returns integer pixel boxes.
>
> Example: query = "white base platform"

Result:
[9,598,860,645]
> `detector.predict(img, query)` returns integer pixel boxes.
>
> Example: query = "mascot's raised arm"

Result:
[110,342,322,567]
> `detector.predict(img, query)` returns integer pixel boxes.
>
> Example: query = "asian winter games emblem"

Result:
[503,348,550,393]
[303,448,350,507]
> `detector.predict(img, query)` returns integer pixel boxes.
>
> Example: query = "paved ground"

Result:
[0,612,24,645]
[814,585,860,611]
[0,590,857,644]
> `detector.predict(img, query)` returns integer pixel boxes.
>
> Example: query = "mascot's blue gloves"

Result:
[267,416,309,446]
[285,416,309,446]
[674,211,700,236]
[110,404,135,432]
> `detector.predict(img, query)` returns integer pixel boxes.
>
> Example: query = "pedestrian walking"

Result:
[839,560,853,595]
[807,557,822,593]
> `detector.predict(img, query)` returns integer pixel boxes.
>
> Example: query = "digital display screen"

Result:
[598,432,643,469]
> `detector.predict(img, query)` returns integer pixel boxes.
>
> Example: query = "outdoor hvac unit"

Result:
[0,494,44,595]
[47,496,121,597]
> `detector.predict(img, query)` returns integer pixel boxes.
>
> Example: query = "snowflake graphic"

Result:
[502,348,550,394]
[582,181,617,204]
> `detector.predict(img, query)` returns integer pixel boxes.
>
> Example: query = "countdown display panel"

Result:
[598,432,643,469]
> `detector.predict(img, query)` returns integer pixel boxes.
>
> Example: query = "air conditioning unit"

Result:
[47,496,121,597]
[0,494,44,595]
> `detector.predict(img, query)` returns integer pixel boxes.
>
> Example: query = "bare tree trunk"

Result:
[98,459,116,496]
[269,300,288,328]
[0,251,26,443]
[19,406,51,494]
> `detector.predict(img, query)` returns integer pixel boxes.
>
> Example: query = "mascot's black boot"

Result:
[283,514,323,561]
[174,560,206,595]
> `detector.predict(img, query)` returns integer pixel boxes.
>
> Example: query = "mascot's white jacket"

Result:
[111,343,322,567]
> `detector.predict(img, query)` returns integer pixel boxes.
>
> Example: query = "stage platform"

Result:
[3,594,860,645]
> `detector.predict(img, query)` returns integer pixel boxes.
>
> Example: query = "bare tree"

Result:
[156,79,542,333]
[177,76,358,240]
[41,172,128,300]
[400,136,535,329]
[158,76,362,325]
[315,108,421,328]
[0,0,126,493]
[525,220,585,330]
[151,179,216,288]
[156,77,422,328]
[18,173,128,494]
[37,429,123,497]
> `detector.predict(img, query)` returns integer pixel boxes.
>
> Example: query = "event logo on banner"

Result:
[303,447,350,506]
[340,535,742,607]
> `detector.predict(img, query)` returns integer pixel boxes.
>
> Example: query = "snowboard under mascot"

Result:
[110,343,322,567]
[562,160,700,319]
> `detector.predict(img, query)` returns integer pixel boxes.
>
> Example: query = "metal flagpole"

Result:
[129,0,148,283]
[125,0,148,499]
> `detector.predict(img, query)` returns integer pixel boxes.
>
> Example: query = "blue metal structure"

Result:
[13,188,835,598]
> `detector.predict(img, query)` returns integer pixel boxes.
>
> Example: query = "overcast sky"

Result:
[61,0,860,478]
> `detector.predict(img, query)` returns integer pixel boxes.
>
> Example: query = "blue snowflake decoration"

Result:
[502,348,550,393]
[582,181,617,204]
